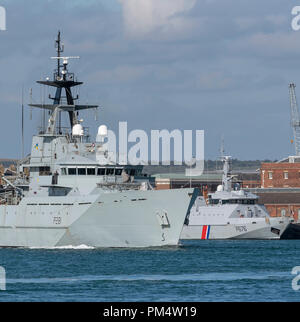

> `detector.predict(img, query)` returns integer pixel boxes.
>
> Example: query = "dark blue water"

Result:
[0,240,300,302]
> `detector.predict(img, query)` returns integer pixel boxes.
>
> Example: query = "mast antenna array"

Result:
[289,83,300,156]
[55,31,64,79]
[28,31,98,132]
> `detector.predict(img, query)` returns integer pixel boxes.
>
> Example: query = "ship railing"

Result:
[38,126,90,141]
[53,71,76,82]
[38,126,70,136]
[97,181,152,191]
[0,190,19,206]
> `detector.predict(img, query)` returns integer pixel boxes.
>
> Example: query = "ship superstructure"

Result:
[0,32,197,248]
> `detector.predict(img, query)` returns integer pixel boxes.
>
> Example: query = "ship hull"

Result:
[0,188,193,248]
[180,217,290,240]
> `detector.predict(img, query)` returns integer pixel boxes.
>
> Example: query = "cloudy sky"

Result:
[0,0,299,160]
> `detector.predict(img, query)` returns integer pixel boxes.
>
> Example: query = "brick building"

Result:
[248,188,300,222]
[261,157,300,188]
[258,158,300,221]
[258,190,300,221]
[236,172,260,189]
[154,171,260,192]
[154,173,223,192]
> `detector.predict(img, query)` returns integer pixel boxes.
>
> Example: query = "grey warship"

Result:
[0,32,196,248]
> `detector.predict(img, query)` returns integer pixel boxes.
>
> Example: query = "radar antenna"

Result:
[55,31,64,80]
[29,31,98,132]
[50,56,80,81]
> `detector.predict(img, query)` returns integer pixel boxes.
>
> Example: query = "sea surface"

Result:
[0,240,300,302]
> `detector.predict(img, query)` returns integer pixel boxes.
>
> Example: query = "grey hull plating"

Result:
[0,188,193,248]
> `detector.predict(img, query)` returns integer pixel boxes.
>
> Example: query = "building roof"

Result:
[261,163,300,170]
[153,171,260,182]
[257,193,300,204]
[153,172,223,181]
[246,188,300,204]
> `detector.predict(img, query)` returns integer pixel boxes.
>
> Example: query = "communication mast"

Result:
[289,83,300,155]
[29,31,98,134]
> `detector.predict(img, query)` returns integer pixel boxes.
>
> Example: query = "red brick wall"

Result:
[265,204,300,221]
[261,163,300,188]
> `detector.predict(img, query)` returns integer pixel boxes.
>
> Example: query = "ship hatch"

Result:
[156,211,170,227]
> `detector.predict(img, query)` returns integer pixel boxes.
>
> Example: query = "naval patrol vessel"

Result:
[181,156,291,240]
[0,32,197,248]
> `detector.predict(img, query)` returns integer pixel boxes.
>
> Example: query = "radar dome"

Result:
[217,185,223,192]
[72,124,84,136]
[98,125,108,137]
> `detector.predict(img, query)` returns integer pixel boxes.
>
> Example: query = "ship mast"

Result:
[29,31,98,135]
[222,156,232,192]
[55,31,63,131]
[56,31,63,80]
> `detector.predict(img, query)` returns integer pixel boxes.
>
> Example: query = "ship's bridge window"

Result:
[30,167,50,175]
[115,168,123,176]
[61,168,67,175]
[39,166,51,176]
[210,199,219,205]
[68,168,77,175]
[87,168,96,176]
[30,167,39,173]
[237,199,256,205]
[97,168,106,176]
[106,168,115,176]
[129,169,136,176]
[78,168,87,175]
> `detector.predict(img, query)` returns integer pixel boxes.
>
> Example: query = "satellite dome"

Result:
[98,125,108,137]
[217,185,223,192]
[72,124,84,136]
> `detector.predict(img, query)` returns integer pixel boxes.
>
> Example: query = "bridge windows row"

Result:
[209,199,257,205]
[61,167,137,177]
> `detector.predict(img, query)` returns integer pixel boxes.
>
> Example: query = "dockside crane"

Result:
[289,83,300,155]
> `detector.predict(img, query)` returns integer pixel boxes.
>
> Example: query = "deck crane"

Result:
[289,83,300,155]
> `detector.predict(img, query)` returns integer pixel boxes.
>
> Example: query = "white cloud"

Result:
[119,0,197,38]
